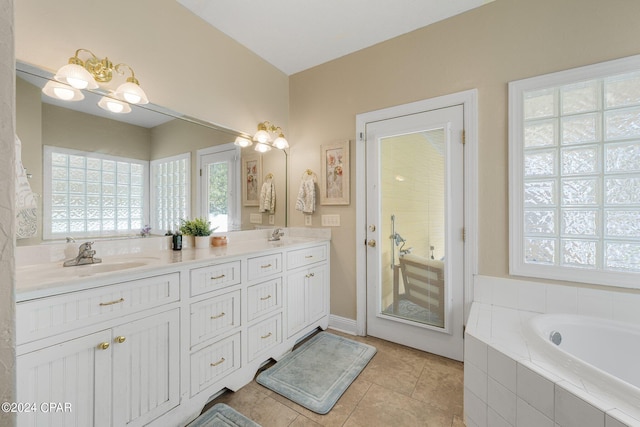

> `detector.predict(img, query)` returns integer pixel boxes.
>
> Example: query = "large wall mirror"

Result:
[15,62,288,246]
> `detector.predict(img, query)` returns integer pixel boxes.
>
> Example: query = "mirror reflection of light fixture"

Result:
[98,96,132,114]
[252,121,289,151]
[234,136,252,148]
[47,48,149,114]
[41,80,84,101]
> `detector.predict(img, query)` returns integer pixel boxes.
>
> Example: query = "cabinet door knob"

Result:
[305,273,315,278]
[98,342,110,350]
[115,336,126,344]
[367,239,376,247]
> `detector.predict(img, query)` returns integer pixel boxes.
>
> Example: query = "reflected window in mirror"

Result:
[198,144,241,233]
[43,146,149,239]
[150,153,191,233]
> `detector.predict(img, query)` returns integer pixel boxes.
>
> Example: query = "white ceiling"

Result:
[177,0,493,76]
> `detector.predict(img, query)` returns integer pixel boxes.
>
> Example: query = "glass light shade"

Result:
[253,129,271,144]
[98,96,132,114]
[254,142,272,153]
[115,81,149,104]
[234,136,252,147]
[42,81,84,101]
[54,63,99,90]
[272,134,289,149]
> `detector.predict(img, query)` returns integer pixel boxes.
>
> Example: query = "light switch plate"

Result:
[268,215,275,225]
[304,215,312,226]
[250,213,262,224]
[321,214,340,227]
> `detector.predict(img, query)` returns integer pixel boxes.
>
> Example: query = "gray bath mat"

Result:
[189,403,260,427]
[256,331,377,414]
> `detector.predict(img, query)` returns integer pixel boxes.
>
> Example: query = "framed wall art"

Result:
[242,153,262,206]
[320,139,350,205]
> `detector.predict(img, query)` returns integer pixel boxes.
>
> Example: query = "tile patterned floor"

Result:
[205,329,464,427]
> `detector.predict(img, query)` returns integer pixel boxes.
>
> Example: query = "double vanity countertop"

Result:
[16,227,331,302]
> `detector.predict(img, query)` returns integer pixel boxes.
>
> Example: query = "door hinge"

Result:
[199,169,202,177]
[461,227,466,242]
[359,132,364,141]
[462,129,466,145]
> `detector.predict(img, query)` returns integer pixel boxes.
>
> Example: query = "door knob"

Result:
[115,336,126,344]
[367,239,376,247]
[97,342,110,350]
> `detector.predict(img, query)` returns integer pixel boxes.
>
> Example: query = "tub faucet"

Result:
[268,228,284,241]
[63,241,102,267]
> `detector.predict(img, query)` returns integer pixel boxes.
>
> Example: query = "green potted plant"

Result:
[180,217,217,248]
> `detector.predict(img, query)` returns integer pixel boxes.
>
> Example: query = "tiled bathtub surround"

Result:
[464,275,640,427]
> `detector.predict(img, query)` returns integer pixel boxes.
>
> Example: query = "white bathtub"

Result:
[524,313,640,420]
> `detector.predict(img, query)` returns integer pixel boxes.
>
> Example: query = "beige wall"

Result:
[289,0,640,320]
[15,0,289,136]
[0,0,16,424]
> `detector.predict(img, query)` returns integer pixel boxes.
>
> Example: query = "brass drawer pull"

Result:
[261,332,272,339]
[305,255,313,258]
[115,336,126,344]
[305,273,315,278]
[211,274,226,280]
[210,312,226,320]
[260,264,272,269]
[99,297,125,306]
[98,342,110,350]
[259,294,272,301]
[210,357,225,367]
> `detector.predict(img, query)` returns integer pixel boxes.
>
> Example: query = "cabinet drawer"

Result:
[247,314,282,362]
[190,332,241,397]
[190,290,241,348]
[190,260,241,297]
[247,278,282,322]
[247,253,282,281]
[287,244,327,270]
[17,273,180,345]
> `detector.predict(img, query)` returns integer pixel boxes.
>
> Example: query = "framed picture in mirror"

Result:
[242,153,262,206]
[320,139,350,205]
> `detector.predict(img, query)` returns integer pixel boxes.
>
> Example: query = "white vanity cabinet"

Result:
[16,274,181,427]
[16,231,330,427]
[285,244,329,338]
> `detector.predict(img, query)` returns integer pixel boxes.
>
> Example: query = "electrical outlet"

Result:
[268,215,275,225]
[304,215,312,226]
[321,214,340,227]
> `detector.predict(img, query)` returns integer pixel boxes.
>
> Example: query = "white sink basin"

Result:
[71,260,149,276]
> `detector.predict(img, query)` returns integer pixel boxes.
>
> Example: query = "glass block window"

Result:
[43,146,148,239]
[150,153,190,233]
[510,56,640,288]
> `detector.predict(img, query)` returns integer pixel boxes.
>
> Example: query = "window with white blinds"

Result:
[150,153,190,233]
[509,55,640,289]
[43,146,148,239]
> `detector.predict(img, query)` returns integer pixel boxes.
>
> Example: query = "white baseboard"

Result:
[328,314,358,335]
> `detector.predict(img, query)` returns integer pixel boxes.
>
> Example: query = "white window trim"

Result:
[509,54,640,289]
[43,145,149,240]
[150,152,191,234]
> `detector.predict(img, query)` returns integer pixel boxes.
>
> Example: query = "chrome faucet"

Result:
[63,241,102,267]
[268,228,284,241]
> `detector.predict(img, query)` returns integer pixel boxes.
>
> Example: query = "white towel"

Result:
[259,180,276,214]
[15,134,38,239]
[295,178,315,214]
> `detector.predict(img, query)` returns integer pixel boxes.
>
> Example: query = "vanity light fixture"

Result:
[48,48,149,113]
[252,121,289,151]
[234,136,253,148]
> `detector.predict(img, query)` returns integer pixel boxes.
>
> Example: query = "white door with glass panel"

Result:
[198,144,241,232]
[365,105,465,361]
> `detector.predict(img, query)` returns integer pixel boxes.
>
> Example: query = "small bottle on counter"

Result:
[172,231,182,251]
